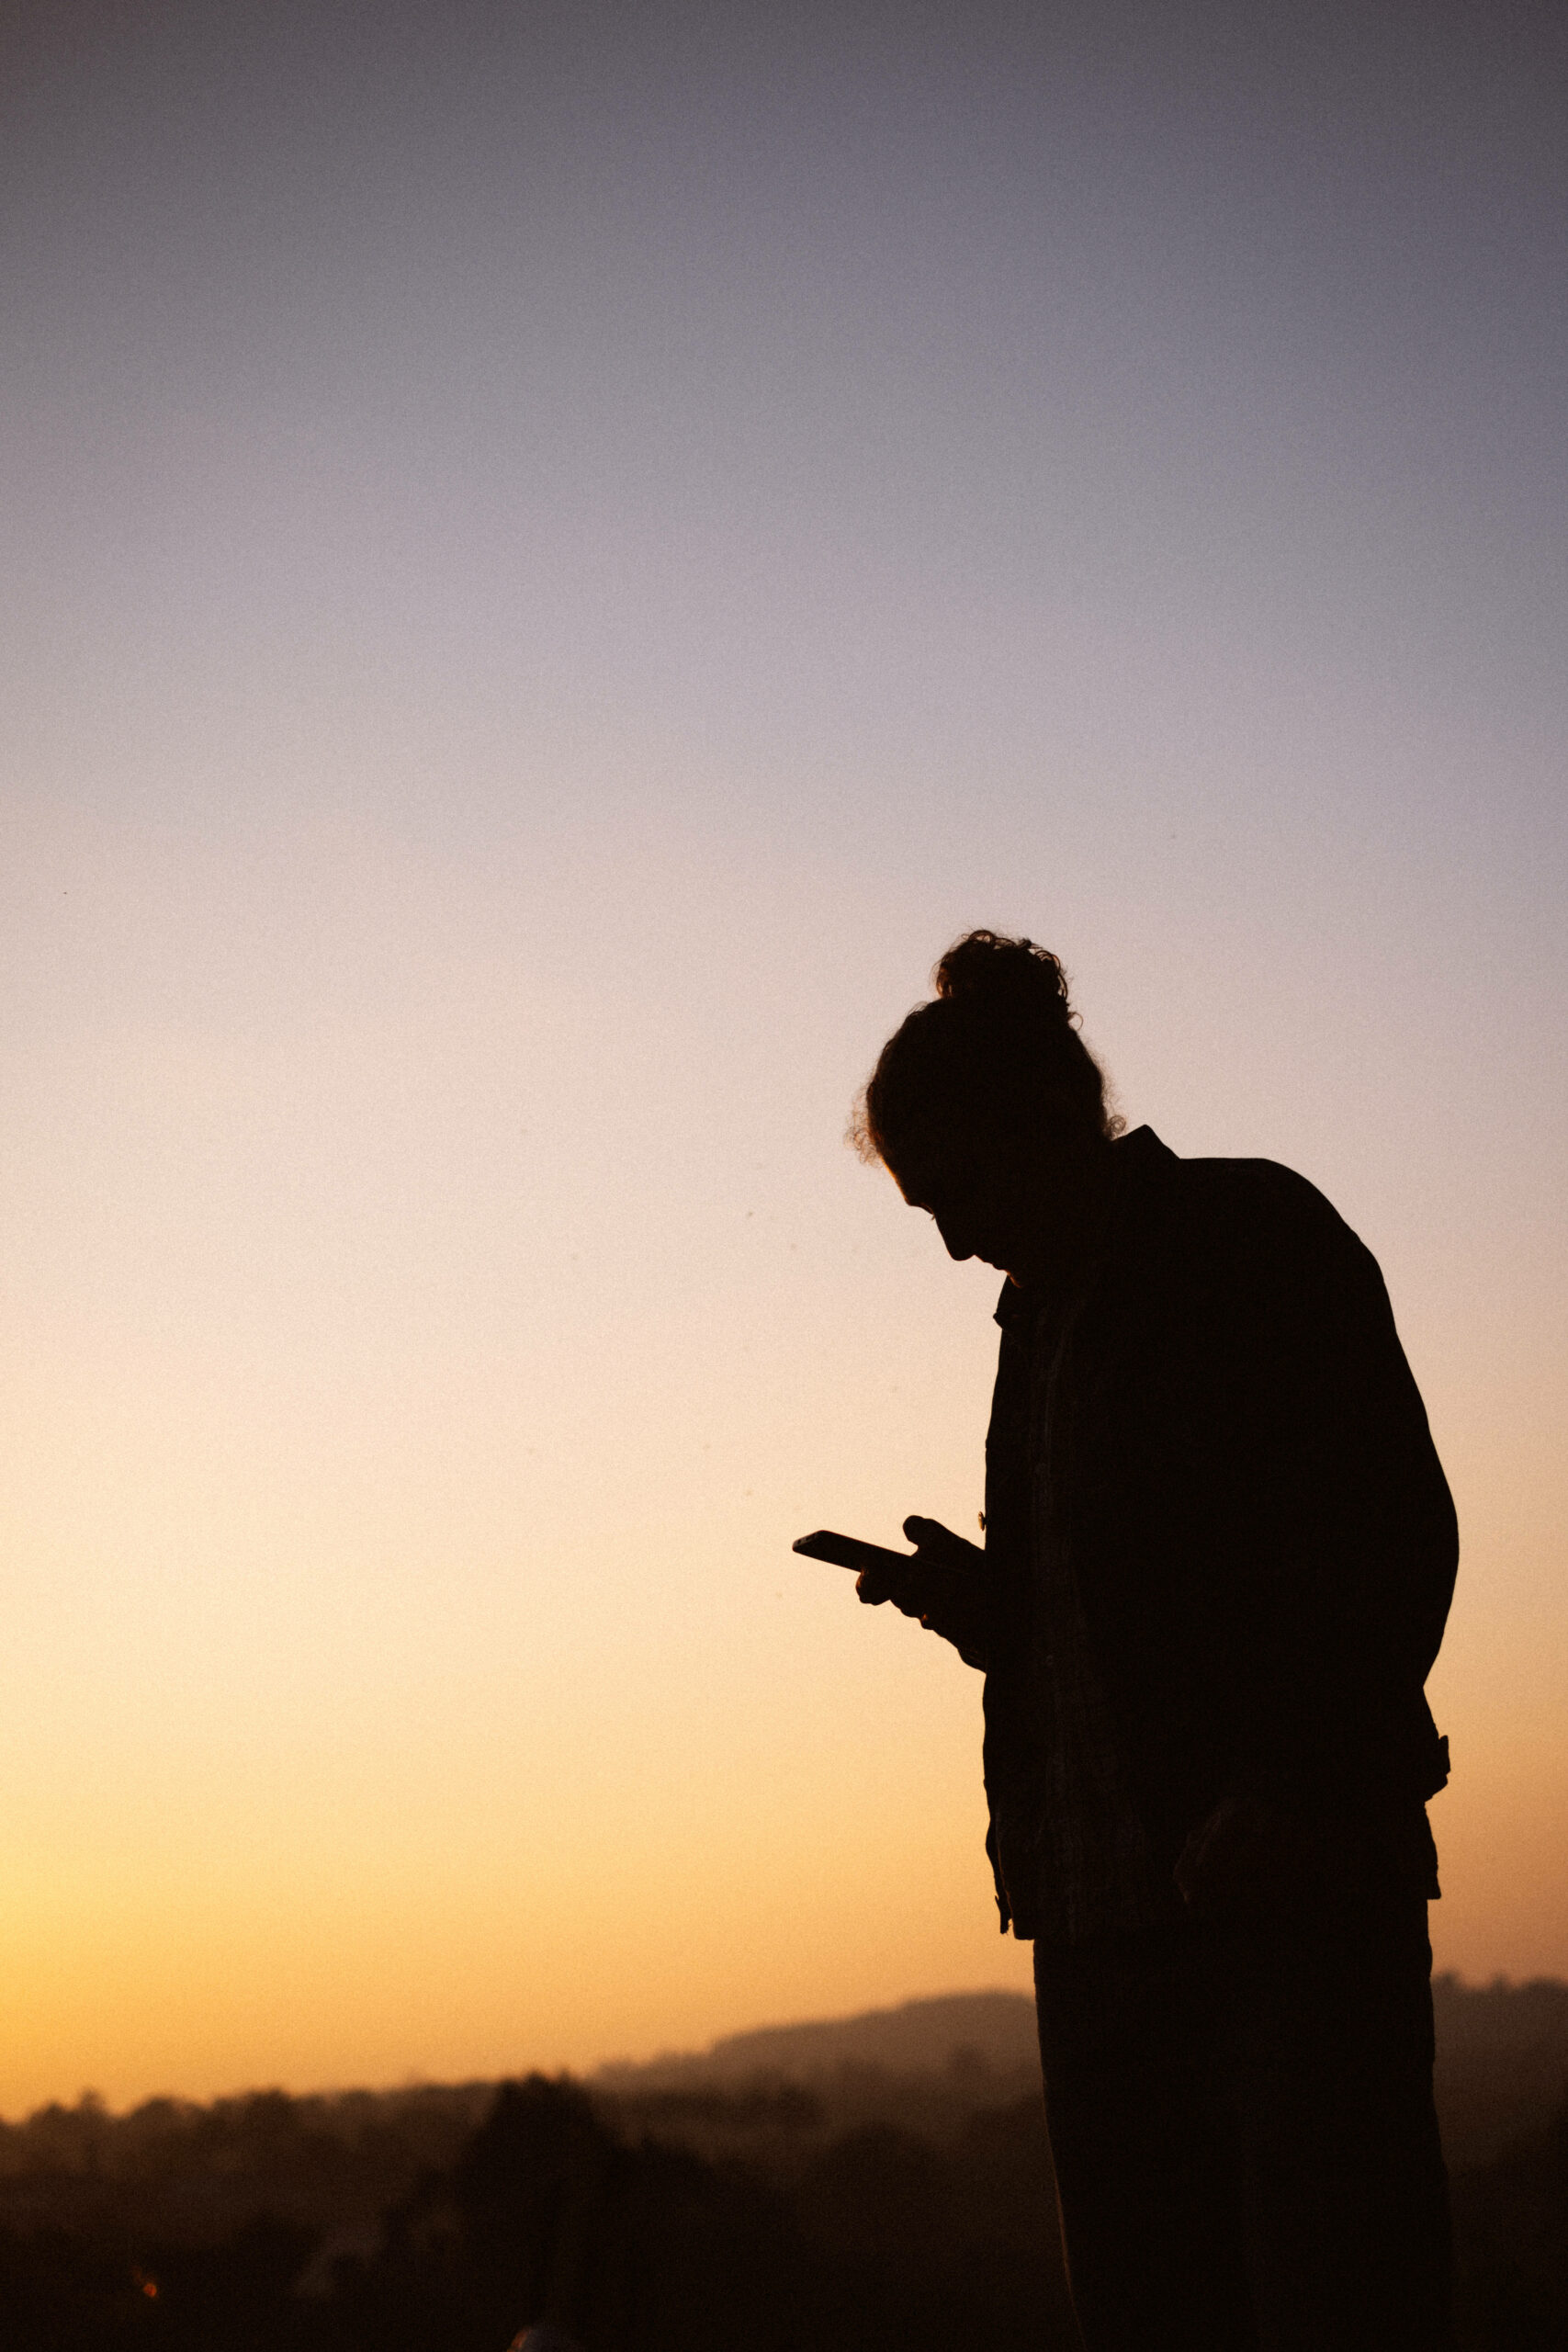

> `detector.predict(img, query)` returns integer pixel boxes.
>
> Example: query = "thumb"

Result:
[903,1515,940,1546]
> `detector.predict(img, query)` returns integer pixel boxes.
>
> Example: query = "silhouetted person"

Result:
[848,932,1457,2351]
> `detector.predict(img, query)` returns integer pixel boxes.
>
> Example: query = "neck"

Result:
[1006,1130,1115,1295]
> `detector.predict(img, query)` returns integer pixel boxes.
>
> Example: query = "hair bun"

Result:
[931,931,1074,1027]
[852,927,1118,1164]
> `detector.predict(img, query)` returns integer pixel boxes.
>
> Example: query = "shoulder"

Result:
[1115,1132,1386,1324]
[1180,1154,1358,1250]
[1122,1128,1362,1250]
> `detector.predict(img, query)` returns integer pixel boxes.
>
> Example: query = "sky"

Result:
[1,0,1564,2114]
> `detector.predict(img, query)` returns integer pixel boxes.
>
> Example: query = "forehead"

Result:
[892,1136,985,1208]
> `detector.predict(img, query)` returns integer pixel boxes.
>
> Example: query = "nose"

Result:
[934,1215,974,1262]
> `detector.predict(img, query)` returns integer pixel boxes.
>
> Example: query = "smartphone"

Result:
[793,1529,913,1575]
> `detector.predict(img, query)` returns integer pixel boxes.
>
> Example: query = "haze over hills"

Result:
[595,1988,1040,2090]
[595,1976,1568,2165]
[2,1977,1562,2154]
[0,1975,1560,2348]
[0,1975,1560,2227]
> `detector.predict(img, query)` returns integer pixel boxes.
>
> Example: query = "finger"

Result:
[856,1572,889,1606]
[904,1515,976,1566]
[874,1569,934,1620]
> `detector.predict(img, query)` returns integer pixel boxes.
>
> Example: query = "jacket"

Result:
[980,1126,1458,1938]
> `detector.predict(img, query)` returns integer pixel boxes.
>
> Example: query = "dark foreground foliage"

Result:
[0,2067,1561,2348]
[0,2074,1073,2350]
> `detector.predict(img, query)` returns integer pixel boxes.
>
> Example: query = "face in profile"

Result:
[891,1109,1111,1291]
[894,1140,1014,1271]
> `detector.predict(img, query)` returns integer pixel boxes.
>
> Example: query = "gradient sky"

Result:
[1,0,1564,2114]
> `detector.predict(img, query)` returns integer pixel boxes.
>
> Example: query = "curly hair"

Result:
[850,931,1122,1170]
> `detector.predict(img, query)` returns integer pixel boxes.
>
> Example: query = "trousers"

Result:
[1032,1891,1454,2351]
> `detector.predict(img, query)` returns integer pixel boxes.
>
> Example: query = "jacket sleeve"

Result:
[1190,1169,1457,1815]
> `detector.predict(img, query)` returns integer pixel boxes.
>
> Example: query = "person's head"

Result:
[850,931,1122,1286]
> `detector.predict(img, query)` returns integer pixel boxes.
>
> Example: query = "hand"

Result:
[857,1517,987,1666]
[1174,1794,1305,1917]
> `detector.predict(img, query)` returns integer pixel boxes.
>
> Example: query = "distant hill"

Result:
[595,1990,1040,2092]
[596,1975,1568,2168]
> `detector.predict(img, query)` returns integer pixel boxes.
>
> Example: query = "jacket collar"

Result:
[993,1125,1176,1330]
